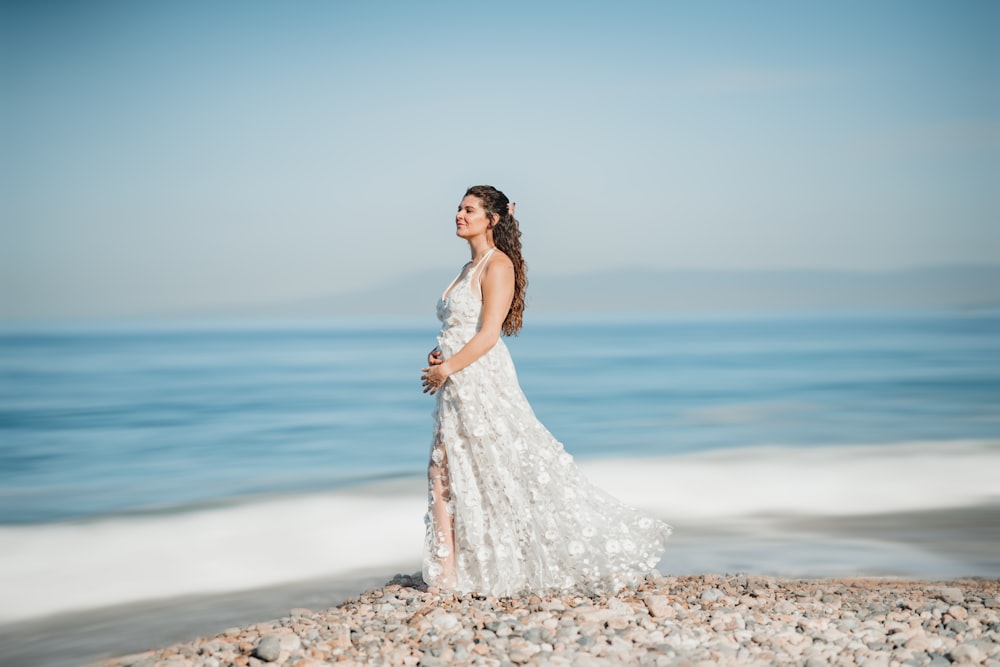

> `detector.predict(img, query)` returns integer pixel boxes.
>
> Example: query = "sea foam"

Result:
[1,439,996,623]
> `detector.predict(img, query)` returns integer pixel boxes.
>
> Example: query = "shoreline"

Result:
[0,570,403,667]
[94,573,1000,667]
[4,441,997,626]
[2,502,997,666]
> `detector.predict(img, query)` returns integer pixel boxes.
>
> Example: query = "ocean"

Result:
[1,308,998,663]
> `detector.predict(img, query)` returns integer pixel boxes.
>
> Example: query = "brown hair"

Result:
[465,184,527,336]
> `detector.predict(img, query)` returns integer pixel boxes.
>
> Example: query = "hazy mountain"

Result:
[211,265,1000,318]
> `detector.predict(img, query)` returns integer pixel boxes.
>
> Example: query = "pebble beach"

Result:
[99,573,1000,667]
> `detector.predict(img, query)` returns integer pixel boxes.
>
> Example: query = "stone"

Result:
[701,589,724,603]
[905,635,930,652]
[947,619,969,634]
[710,609,746,632]
[643,595,674,619]
[934,587,965,605]
[253,636,281,663]
[949,643,982,664]
[606,615,630,630]
[523,627,548,643]
[279,634,302,652]
[431,612,460,633]
[861,655,891,667]
[330,623,353,649]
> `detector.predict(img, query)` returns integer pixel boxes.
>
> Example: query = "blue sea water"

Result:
[1,308,998,525]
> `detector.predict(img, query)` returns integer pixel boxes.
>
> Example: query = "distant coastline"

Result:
[3,264,999,323]
[188,264,1000,320]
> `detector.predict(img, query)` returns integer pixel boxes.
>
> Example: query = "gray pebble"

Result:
[701,588,724,603]
[927,652,951,667]
[946,618,969,634]
[418,654,445,667]
[252,636,281,662]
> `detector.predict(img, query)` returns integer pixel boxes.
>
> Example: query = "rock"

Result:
[701,589,724,603]
[327,623,351,649]
[947,619,969,634]
[606,615,630,630]
[431,612,460,633]
[934,587,965,605]
[862,655,891,667]
[573,608,620,624]
[905,635,931,651]
[710,609,746,632]
[508,646,540,662]
[278,634,302,652]
[643,595,674,619]
[253,636,281,662]
[949,643,983,664]
[948,605,970,620]
[292,660,329,667]
[522,627,547,643]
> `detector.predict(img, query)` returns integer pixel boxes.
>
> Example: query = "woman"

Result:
[420,185,671,596]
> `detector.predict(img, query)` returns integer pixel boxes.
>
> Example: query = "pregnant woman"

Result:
[420,185,672,596]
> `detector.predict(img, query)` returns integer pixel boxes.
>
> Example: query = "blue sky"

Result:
[2,1,997,319]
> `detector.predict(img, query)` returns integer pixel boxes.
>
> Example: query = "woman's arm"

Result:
[421,255,514,394]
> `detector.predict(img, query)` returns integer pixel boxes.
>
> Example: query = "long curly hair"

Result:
[465,184,527,336]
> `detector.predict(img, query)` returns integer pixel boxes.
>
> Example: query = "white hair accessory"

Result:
[507,202,516,217]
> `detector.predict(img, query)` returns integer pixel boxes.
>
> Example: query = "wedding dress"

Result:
[424,248,672,596]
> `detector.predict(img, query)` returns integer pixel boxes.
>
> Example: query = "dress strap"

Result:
[470,247,496,300]
[441,247,497,302]
[470,247,496,276]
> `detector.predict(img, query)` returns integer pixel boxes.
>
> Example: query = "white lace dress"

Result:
[424,249,672,596]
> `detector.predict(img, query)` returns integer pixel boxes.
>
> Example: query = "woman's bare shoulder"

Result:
[487,249,514,270]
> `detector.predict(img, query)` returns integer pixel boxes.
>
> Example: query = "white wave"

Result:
[582,438,1000,520]
[0,439,996,623]
[0,492,426,624]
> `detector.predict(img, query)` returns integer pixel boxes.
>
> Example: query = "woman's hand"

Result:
[427,348,443,366]
[421,361,452,395]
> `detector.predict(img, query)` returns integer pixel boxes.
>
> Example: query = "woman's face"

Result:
[455,195,493,239]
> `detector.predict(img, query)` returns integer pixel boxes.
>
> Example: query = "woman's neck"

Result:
[468,238,495,262]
